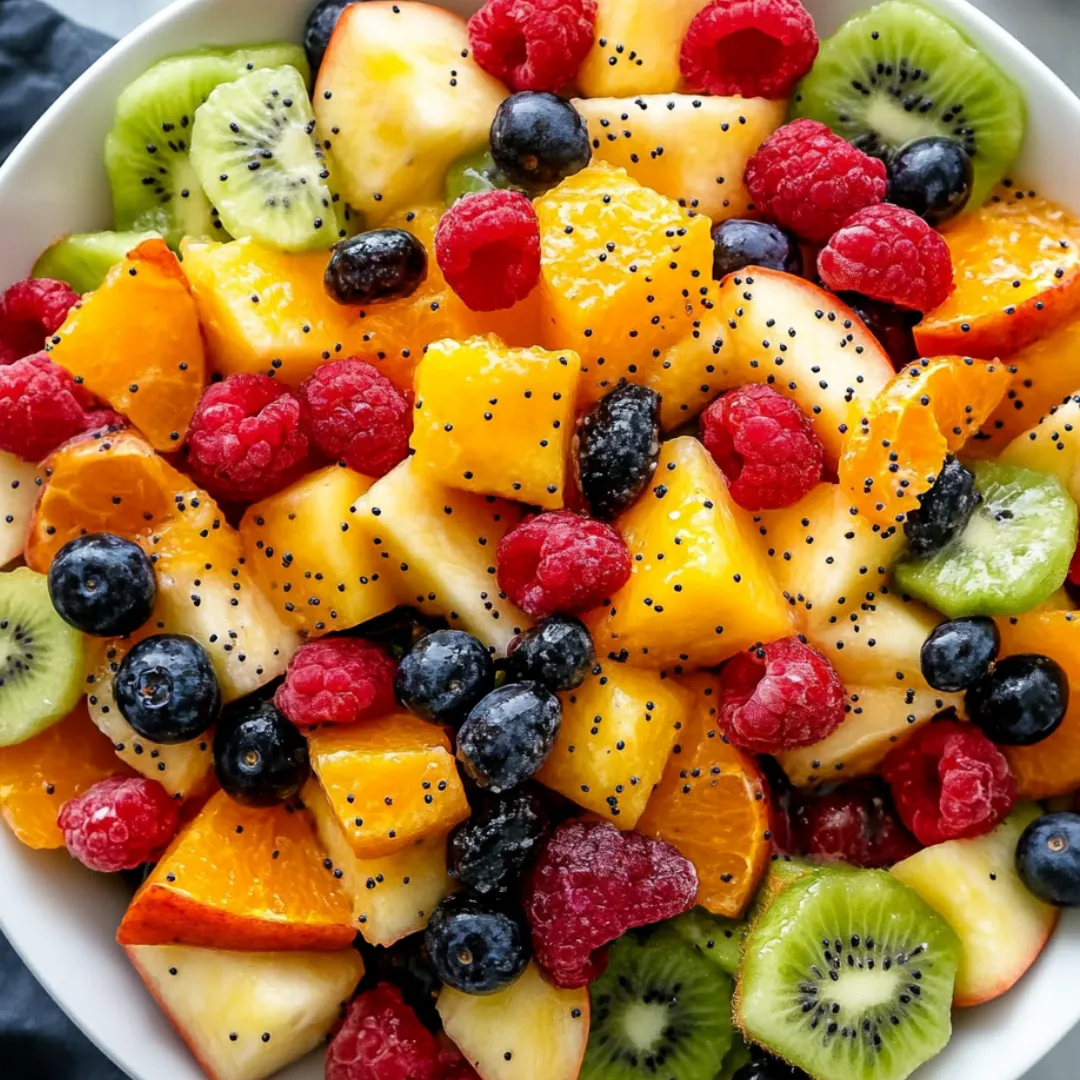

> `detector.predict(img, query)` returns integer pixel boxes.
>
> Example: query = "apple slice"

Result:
[438,961,589,1080]
[127,943,363,1080]
[0,450,40,567]
[314,1,507,223]
[891,804,1059,1006]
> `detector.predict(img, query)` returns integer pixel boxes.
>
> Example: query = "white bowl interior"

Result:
[2,1,1080,1078]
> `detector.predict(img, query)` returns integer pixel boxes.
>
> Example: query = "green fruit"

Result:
[32,231,160,293]
[894,459,1077,617]
[791,0,1025,208]
[716,1038,753,1080]
[0,567,85,747]
[736,866,960,1080]
[444,149,516,204]
[670,907,745,977]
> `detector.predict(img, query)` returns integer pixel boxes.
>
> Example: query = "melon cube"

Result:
[412,335,581,508]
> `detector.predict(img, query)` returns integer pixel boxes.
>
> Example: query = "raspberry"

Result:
[680,0,818,99]
[57,775,179,873]
[881,718,1017,846]
[435,191,541,312]
[700,384,824,510]
[0,278,79,365]
[717,636,846,753]
[818,203,954,312]
[468,0,597,93]
[325,983,442,1080]
[185,373,309,502]
[275,638,398,728]
[497,510,631,618]
[792,781,921,869]
[438,1046,480,1080]
[744,119,887,244]
[524,821,697,988]
[0,352,103,462]
[299,359,411,477]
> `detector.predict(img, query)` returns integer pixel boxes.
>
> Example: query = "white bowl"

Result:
[2,1,1079,1078]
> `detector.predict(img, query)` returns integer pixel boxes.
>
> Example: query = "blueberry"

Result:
[114,634,220,745]
[424,892,531,994]
[903,456,981,558]
[966,653,1069,746]
[303,0,354,75]
[505,615,594,692]
[887,137,973,226]
[48,533,155,637]
[448,787,548,895]
[324,229,427,306]
[213,698,309,806]
[711,219,801,282]
[576,382,661,521]
[1016,812,1080,906]
[457,682,561,792]
[395,629,495,726]
[733,1057,810,1080]
[840,292,919,370]
[920,617,1000,693]
[490,92,591,192]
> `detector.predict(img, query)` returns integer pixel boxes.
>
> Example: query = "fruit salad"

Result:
[1,1,1079,1079]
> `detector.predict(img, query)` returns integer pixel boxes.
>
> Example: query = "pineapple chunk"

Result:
[304,778,456,946]
[240,465,396,636]
[181,238,356,386]
[0,451,40,567]
[354,457,531,653]
[577,0,711,97]
[537,664,692,828]
[1000,394,1080,504]
[574,95,786,222]
[590,437,792,670]
[534,162,713,420]
[412,335,581,508]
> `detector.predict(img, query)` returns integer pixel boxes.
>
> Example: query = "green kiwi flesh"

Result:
[582,927,735,1080]
[669,907,745,977]
[0,568,85,747]
[792,0,1025,208]
[716,1038,754,1080]
[104,43,308,248]
[736,866,959,1080]
[32,231,160,293]
[190,65,341,253]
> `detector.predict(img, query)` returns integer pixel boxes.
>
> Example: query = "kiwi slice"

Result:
[104,43,308,248]
[670,907,745,978]
[736,866,959,1080]
[582,927,735,1080]
[32,231,160,293]
[716,1039,754,1080]
[792,0,1025,208]
[0,568,85,747]
[191,65,340,252]
[894,460,1077,617]
[444,149,518,204]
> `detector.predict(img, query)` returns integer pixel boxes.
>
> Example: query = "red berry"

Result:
[299,359,411,478]
[0,278,79,365]
[57,775,179,873]
[818,203,954,312]
[793,782,921,869]
[745,119,887,244]
[469,0,597,93]
[438,1044,481,1080]
[717,636,846,753]
[275,638,398,728]
[881,718,1017,847]
[680,0,818,99]
[435,191,541,312]
[0,352,103,462]
[325,983,443,1080]
[700,384,824,510]
[497,510,631,618]
[185,373,309,502]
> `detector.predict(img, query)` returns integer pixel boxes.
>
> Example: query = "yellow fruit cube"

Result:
[590,436,792,669]
[412,335,581,508]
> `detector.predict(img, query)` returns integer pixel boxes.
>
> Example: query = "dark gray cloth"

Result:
[0,6,125,1073]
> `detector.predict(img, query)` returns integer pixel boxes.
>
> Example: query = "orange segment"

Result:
[0,702,133,850]
[118,790,354,951]
[915,188,1080,359]
[839,356,1010,526]
[997,610,1080,799]
[636,675,770,917]
[48,239,206,450]
[308,713,470,859]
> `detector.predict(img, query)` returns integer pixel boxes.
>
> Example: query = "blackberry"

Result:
[903,455,980,557]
